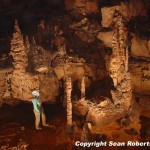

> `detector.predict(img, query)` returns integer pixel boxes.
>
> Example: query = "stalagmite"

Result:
[9,19,39,100]
[66,76,73,127]
[10,20,28,72]
[108,11,132,110]
[81,76,85,100]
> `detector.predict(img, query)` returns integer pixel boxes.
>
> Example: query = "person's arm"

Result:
[32,99,40,113]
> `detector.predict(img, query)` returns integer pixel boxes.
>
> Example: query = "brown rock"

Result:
[97,32,113,48]
[131,35,150,57]
[39,75,59,103]
[73,101,89,117]
[101,6,117,28]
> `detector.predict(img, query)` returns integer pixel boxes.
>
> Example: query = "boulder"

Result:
[86,104,124,126]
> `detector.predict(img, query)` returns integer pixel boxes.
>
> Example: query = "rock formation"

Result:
[66,76,73,128]
[81,76,85,100]
[10,20,39,101]
[109,11,132,110]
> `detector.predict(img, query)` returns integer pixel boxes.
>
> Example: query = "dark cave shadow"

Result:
[86,76,114,102]
[140,115,150,139]
[0,101,65,128]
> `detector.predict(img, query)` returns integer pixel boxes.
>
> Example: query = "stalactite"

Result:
[66,76,72,127]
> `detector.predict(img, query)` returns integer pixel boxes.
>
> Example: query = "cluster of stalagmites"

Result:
[108,11,132,111]
[10,20,40,101]
[0,18,93,104]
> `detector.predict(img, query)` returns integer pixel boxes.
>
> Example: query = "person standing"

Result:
[32,90,49,130]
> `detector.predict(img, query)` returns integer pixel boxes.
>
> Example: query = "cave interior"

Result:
[0,0,150,149]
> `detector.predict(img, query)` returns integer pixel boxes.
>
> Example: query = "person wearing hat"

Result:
[32,90,49,130]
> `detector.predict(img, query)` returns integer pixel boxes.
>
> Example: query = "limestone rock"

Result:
[81,123,92,141]
[130,63,150,94]
[97,32,113,48]
[106,11,132,110]
[139,96,150,109]
[11,72,39,101]
[98,99,110,107]
[101,6,117,28]
[139,96,150,118]
[39,75,59,103]
[85,1,99,15]
[101,3,129,28]
[131,35,150,57]
[10,20,28,72]
[66,0,99,15]
[29,46,51,73]
[111,90,122,105]
[128,0,147,17]
[86,103,124,126]
[73,101,89,117]
[0,68,12,101]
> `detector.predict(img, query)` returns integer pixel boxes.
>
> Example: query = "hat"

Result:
[32,90,40,97]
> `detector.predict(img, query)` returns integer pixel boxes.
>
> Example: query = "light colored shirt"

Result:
[32,98,41,113]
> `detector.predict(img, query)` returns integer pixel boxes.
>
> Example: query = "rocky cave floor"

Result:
[0,100,150,150]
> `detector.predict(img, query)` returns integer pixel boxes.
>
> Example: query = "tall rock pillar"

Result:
[10,20,39,100]
[109,11,132,111]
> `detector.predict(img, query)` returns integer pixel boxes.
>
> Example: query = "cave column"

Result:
[109,11,132,111]
[81,76,85,100]
[66,76,73,128]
